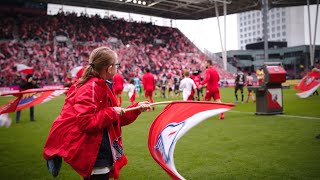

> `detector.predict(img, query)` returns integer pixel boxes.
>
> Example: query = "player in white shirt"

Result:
[179,70,197,101]
[127,79,136,104]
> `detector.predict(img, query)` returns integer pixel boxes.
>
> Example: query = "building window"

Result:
[277,33,280,37]
[277,26,280,31]
[282,24,286,29]
[272,34,275,38]
[282,32,286,36]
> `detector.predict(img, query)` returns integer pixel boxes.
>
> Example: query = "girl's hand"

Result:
[113,107,124,116]
[137,101,151,112]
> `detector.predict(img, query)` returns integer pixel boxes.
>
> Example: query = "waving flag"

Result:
[0,88,67,114]
[15,63,34,74]
[70,66,84,79]
[148,101,234,180]
[295,73,320,98]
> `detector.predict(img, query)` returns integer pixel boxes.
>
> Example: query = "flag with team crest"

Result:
[148,101,234,180]
[0,87,67,114]
[295,72,320,98]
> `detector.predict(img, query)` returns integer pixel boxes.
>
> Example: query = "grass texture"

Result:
[0,87,319,180]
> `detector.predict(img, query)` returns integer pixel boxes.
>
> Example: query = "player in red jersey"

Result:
[142,68,155,107]
[113,72,125,106]
[199,59,225,119]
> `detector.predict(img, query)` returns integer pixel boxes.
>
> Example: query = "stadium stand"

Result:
[0,11,233,86]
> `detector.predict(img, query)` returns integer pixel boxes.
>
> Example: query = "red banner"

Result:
[0,88,67,114]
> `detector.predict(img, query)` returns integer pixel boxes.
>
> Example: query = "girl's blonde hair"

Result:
[76,46,117,87]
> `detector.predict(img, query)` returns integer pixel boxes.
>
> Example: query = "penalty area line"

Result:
[229,110,320,120]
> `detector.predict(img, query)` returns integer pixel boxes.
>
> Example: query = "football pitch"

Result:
[0,87,319,180]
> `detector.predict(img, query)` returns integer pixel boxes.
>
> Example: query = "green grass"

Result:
[0,87,319,180]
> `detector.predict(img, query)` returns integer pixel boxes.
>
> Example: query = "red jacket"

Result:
[142,72,155,91]
[201,66,220,91]
[43,77,141,178]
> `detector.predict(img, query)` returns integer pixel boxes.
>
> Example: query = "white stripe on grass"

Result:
[230,110,320,120]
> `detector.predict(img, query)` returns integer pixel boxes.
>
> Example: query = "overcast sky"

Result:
[176,15,239,53]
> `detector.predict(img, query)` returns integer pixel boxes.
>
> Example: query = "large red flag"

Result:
[148,101,235,180]
[0,88,67,114]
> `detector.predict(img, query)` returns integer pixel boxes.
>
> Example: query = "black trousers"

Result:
[16,106,34,123]
[84,173,109,180]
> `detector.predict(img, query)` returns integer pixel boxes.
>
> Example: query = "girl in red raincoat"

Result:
[43,46,150,180]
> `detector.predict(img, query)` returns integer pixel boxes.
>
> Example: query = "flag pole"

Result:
[123,100,235,113]
[123,101,173,113]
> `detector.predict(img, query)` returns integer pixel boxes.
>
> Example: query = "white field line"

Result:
[230,110,320,120]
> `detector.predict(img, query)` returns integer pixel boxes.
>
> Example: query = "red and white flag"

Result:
[148,101,234,180]
[70,66,84,79]
[0,88,67,115]
[295,73,320,98]
[15,63,34,74]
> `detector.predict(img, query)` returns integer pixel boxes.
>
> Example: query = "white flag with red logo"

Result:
[148,101,234,180]
[15,63,34,74]
[295,73,320,98]
[70,66,84,79]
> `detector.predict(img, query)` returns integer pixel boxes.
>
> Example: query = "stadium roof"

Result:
[35,0,320,20]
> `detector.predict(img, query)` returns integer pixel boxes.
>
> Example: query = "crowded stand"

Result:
[0,11,233,87]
